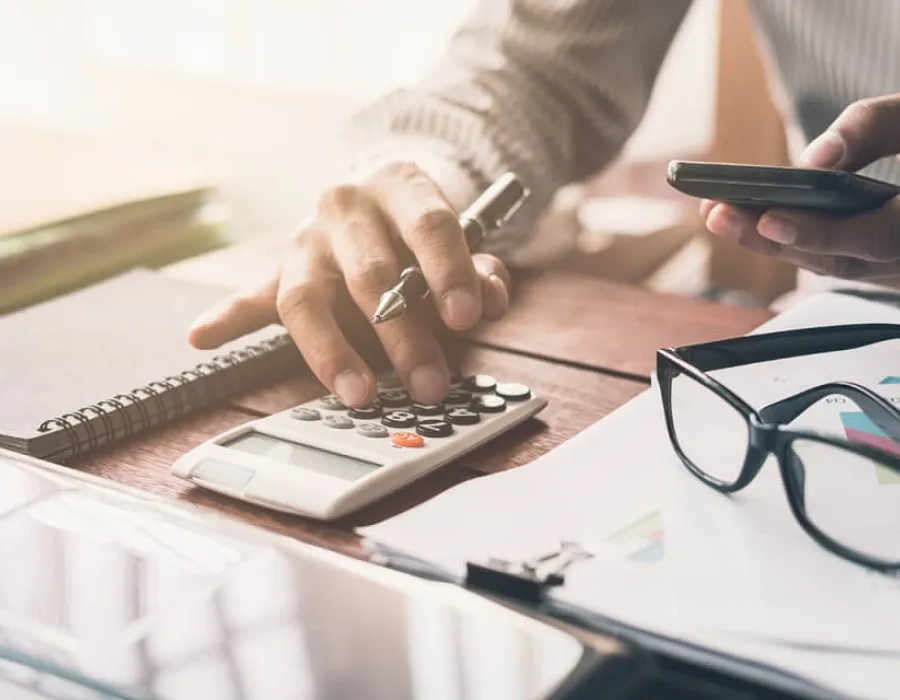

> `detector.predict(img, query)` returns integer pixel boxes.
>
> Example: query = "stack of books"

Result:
[0,122,227,314]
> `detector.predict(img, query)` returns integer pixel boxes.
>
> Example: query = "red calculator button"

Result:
[391,432,425,448]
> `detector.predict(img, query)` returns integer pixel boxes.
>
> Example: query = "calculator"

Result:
[171,372,547,520]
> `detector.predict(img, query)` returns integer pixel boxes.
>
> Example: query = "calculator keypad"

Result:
[285,373,532,448]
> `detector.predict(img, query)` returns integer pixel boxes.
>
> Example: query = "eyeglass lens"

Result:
[668,372,749,486]
[790,438,900,563]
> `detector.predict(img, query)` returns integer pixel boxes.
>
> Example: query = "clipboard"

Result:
[365,539,848,700]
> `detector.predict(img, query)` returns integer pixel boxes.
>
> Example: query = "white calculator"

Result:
[171,372,547,520]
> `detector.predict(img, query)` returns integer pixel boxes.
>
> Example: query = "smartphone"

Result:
[667,160,900,213]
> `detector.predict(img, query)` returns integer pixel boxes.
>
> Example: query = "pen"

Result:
[371,172,530,324]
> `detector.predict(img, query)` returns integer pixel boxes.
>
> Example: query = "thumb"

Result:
[188,274,280,349]
[800,94,900,171]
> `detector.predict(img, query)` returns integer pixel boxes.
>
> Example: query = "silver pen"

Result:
[371,172,530,325]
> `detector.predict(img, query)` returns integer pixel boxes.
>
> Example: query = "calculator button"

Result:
[495,382,531,401]
[378,389,411,407]
[392,431,425,448]
[381,410,417,428]
[445,389,472,405]
[357,422,388,438]
[412,403,444,417]
[348,405,382,420]
[463,374,496,393]
[473,394,506,413]
[445,406,481,425]
[318,395,346,411]
[323,414,354,429]
[290,407,321,421]
[416,419,453,438]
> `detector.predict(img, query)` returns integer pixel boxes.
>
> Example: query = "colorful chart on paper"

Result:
[839,411,900,485]
[602,511,665,563]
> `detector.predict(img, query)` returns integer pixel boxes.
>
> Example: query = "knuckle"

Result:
[317,184,364,219]
[409,206,460,240]
[276,281,317,324]
[345,255,396,299]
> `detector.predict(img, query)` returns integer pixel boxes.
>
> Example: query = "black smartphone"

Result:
[667,160,900,213]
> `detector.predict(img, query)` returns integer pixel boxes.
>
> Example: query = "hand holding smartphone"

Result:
[667,161,900,214]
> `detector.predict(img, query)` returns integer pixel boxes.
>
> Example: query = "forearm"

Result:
[345,0,693,257]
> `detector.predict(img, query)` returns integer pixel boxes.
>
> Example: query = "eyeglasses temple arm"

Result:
[759,382,900,442]
[681,324,900,372]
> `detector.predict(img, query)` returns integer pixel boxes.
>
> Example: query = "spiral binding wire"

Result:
[37,334,293,458]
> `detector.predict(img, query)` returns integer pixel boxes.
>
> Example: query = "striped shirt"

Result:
[346,0,900,269]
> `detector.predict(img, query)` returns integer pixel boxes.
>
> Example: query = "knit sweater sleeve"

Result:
[344,0,693,257]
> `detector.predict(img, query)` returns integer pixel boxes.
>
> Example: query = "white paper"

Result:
[359,290,900,697]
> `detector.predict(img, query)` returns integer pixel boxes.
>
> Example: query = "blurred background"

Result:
[0,0,796,314]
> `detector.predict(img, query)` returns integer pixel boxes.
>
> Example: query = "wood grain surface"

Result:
[470,269,774,378]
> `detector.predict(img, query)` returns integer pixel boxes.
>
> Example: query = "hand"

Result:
[187,162,511,406]
[701,94,900,285]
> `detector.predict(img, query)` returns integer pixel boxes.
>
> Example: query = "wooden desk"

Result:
[73,239,773,560]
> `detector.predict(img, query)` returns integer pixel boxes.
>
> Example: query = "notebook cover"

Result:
[0,268,297,460]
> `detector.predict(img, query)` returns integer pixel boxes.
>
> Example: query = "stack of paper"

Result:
[359,290,900,700]
[0,122,226,313]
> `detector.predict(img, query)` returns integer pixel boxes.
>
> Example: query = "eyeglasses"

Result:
[656,323,900,572]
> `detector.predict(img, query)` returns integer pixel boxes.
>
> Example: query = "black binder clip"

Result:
[464,541,593,604]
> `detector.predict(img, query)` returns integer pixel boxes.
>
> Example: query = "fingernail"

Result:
[488,274,509,313]
[801,131,846,169]
[441,287,479,329]
[333,370,369,406]
[409,364,449,405]
[757,214,797,245]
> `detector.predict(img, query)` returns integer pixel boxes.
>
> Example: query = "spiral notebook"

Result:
[0,268,300,462]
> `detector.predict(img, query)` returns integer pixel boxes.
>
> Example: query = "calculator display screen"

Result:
[225,432,381,481]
